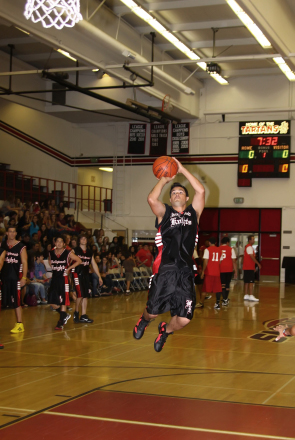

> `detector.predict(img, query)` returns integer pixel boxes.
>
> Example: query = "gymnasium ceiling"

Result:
[0,0,295,123]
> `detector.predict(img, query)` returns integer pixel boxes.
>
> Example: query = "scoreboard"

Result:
[238,120,290,187]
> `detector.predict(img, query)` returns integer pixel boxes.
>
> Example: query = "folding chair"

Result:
[109,269,126,292]
[132,268,143,290]
[139,267,150,289]
[134,268,146,289]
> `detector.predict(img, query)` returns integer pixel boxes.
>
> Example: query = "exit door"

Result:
[260,233,280,280]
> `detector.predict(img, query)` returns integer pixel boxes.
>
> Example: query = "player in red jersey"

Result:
[197,236,222,310]
[220,237,237,306]
[0,247,6,347]
[243,235,261,302]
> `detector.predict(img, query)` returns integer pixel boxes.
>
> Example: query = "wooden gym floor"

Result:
[1,280,295,440]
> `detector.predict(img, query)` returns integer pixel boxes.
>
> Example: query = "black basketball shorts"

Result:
[146,266,196,320]
[244,270,255,284]
[220,272,232,289]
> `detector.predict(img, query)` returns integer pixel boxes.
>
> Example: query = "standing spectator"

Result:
[43,243,52,259]
[243,235,261,302]
[48,199,58,215]
[220,237,237,306]
[136,244,153,268]
[29,215,39,237]
[121,252,135,295]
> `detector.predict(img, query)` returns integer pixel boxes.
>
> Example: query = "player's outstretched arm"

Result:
[172,157,205,220]
[0,250,6,271]
[147,176,175,221]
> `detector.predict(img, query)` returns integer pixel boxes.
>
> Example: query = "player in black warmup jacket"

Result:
[133,157,205,352]
[72,235,103,323]
[48,236,82,330]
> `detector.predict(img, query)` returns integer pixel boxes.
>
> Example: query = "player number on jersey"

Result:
[212,252,219,261]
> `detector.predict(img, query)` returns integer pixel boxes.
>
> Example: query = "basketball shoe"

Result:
[79,315,93,323]
[248,295,259,302]
[55,320,63,330]
[10,323,24,333]
[133,314,151,339]
[73,311,80,323]
[63,313,71,325]
[214,302,220,310]
[154,322,173,352]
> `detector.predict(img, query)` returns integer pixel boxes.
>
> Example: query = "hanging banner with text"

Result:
[171,123,190,154]
[128,123,147,154]
[150,123,168,156]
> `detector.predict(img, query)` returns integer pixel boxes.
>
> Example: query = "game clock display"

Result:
[238,121,291,187]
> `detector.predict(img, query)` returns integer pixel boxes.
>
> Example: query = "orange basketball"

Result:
[153,156,178,179]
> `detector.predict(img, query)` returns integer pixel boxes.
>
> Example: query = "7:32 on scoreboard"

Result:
[238,120,291,187]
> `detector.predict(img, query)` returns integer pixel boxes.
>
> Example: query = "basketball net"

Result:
[24,0,83,30]
[161,94,173,112]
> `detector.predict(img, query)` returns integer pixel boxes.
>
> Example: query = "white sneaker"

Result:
[244,294,250,300]
[248,295,259,302]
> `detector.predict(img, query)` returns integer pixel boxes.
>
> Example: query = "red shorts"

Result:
[203,275,222,293]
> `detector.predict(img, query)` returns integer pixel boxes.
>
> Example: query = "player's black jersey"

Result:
[73,247,92,277]
[49,248,72,278]
[153,204,198,273]
[1,241,25,280]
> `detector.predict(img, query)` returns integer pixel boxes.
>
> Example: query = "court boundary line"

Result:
[43,411,295,440]
[2,371,295,431]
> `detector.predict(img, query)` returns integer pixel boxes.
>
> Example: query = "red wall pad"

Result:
[260,209,281,232]
[219,209,259,232]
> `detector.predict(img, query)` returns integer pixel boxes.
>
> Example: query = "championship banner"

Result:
[128,123,147,154]
[150,123,168,156]
[172,123,189,154]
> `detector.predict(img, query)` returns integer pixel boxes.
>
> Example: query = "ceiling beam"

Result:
[158,37,257,52]
[135,19,242,34]
[113,0,225,15]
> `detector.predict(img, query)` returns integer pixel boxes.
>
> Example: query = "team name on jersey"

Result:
[77,255,91,266]
[170,211,192,227]
[5,252,20,264]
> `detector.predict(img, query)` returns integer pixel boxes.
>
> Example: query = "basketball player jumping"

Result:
[133,157,205,352]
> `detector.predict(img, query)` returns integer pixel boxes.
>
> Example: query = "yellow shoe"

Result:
[10,323,25,334]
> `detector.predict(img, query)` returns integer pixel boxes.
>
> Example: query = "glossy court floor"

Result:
[1,280,295,440]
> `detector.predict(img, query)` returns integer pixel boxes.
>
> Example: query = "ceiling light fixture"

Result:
[99,167,113,172]
[119,0,228,84]
[273,57,295,81]
[57,49,77,62]
[225,0,271,49]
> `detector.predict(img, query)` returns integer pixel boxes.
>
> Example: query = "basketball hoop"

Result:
[24,0,83,30]
[161,94,173,112]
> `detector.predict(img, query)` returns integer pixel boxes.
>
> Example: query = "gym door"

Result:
[260,233,280,281]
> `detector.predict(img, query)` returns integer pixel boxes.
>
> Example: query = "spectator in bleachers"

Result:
[136,244,153,269]
[70,237,78,249]
[0,214,5,234]
[58,201,66,214]
[110,253,120,269]
[48,199,58,215]
[38,223,48,240]
[67,215,77,232]
[1,195,19,215]
[29,215,39,237]
[43,242,52,259]
[24,201,34,215]
[37,211,45,228]
[103,236,110,251]
[98,256,116,295]
[92,229,100,245]
[32,202,40,215]
[109,236,119,251]
[18,210,31,236]
[47,214,58,237]
[43,210,50,226]
[129,246,137,265]
[8,217,17,228]
[15,197,23,210]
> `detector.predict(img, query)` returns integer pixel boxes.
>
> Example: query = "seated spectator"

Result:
[15,197,24,210]
[110,253,120,269]
[37,211,45,228]
[29,214,39,237]
[103,236,110,251]
[98,256,115,295]
[43,210,50,226]
[48,199,58,215]
[38,223,48,240]
[70,237,78,249]
[32,202,41,215]
[18,210,31,236]
[1,195,19,216]
[21,233,32,251]
[47,214,58,237]
[136,244,153,268]
[34,251,51,288]
[43,243,52,259]
[92,229,100,245]
[58,201,66,214]
[109,236,119,251]
[56,213,70,232]
[67,215,77,232]
[24,200,34,215]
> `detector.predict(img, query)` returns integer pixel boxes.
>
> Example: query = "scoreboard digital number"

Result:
[238,120,291,187]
